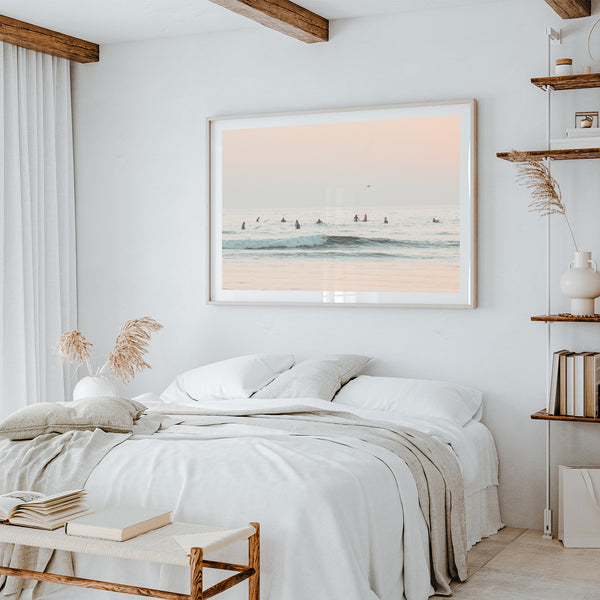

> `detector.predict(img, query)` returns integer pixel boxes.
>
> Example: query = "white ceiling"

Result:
[0,0,506,44]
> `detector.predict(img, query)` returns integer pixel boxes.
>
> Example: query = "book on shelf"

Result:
[566,354,576,416]
[65,507,172,542]
[0,489,91,530]
[566,127,600,138]
[550,137,600,150]
[548,349,570,415]
[553,350,600,418]
[573,352,592,418]
[585,353,600,418]
[559,351,571,416]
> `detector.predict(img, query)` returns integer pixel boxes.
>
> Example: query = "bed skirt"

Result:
[465,484,504,550]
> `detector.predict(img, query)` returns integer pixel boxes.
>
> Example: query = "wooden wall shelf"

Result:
[497,148,600,161]
[531,314,600,322]
[531,73,600,91]
[531,409,600,423]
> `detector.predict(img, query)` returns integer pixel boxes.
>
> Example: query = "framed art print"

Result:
[208,99,477,307]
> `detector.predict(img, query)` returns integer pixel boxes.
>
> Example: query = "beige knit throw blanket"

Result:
[160,408,468,596]
[0,430,130,599]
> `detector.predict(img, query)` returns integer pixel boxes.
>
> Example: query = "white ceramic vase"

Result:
[72,376,119,402]
[559,251,600,316]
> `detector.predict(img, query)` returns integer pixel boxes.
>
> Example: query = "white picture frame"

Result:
[208,99,477,308]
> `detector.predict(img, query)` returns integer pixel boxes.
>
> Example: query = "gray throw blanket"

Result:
[0,430,130,599]
[159,407,468,595]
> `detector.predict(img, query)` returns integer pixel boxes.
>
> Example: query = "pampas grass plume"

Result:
[511,151,579,251]
[98,317,163,383]
[54,330,93,376]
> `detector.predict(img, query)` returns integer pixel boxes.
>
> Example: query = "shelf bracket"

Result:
[546,26,562,44]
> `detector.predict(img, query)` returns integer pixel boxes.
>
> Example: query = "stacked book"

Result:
[548,350,600,417]
[551,127,600,150]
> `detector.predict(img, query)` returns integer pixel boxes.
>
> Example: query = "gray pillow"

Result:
[253,354,371,402]
[0,397,146,440]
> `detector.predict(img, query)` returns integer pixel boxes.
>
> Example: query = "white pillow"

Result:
[161,354,295,402]
[254,354,371,402]
[333,376,483,426]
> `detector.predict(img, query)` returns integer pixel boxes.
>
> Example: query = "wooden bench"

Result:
[0,521,260,600]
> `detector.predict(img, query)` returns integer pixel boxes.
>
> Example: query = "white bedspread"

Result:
[38,397,500,600]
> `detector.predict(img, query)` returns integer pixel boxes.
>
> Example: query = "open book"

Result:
[0,489,92,530]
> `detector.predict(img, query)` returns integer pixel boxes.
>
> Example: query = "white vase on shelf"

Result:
[559,251,600,316]
[72,376,118,402]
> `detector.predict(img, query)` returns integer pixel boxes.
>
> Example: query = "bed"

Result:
[0,354,502,600]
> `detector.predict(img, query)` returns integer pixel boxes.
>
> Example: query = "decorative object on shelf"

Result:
[55,317,163,399]
[588,14,600,68]
[555,58,573,76]
[575,111,599,128]
[511,154,600,315]
[559,252,600,316]
[512,153,579,251]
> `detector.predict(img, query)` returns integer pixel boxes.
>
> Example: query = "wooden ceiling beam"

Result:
[0,14,98,63]
[544,0,591,19]
[208,0,328,43]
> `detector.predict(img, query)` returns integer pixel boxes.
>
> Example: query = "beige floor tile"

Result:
[513,529,564,547]
[467,540,508,568]
[439,568,600,599]
[486,529,600,582]
[485,526,526,544]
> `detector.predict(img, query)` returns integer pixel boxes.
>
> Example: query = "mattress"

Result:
[35,398,502,600]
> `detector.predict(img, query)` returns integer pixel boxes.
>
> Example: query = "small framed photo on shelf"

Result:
[575,111,599,128]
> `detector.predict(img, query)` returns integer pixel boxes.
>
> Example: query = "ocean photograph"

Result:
[215,107,469,298]
[222,205,459,292]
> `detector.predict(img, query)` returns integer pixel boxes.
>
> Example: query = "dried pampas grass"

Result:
[98,317,163,383]
[55,317,163,384]
[511,152,579,251]
[54,330,93,376]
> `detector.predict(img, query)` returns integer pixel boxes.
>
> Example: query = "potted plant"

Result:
[55,317,163,400]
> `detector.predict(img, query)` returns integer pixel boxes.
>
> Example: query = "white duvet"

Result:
[41,397,500,600]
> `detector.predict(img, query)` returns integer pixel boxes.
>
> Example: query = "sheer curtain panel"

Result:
[0,42,76,417]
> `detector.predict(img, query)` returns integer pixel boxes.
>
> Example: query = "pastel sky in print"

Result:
[222,115,460,210]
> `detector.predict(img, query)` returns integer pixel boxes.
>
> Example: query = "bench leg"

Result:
[190,548,203,600]
[248,523,259,600]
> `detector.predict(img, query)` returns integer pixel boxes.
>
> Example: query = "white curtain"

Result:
[0,42,76,417]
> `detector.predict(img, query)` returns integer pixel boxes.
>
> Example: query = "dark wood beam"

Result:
[0,14,98,63]
[544,0,591,19]
[208,0,328,43]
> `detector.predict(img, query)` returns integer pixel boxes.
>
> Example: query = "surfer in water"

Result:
[353,214,359,222]
[432,217,440,223]
[241,222,246,230]
[281,217,287,222]
[384,217,388,224]
[256,216,260,222]
[295,220,301,230]
[316,218,323,224]
[363,214,368,222]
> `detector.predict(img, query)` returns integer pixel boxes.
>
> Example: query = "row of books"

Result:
[548,350,600,417]
[0,489,171,540]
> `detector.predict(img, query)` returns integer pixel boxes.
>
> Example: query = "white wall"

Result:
[71,0,600,529]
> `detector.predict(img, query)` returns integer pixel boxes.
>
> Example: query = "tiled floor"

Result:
[431,527,600,599]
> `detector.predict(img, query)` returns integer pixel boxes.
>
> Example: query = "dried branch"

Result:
[511,152,579,251]
[54,330,93,376]
[98,317,163,383]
